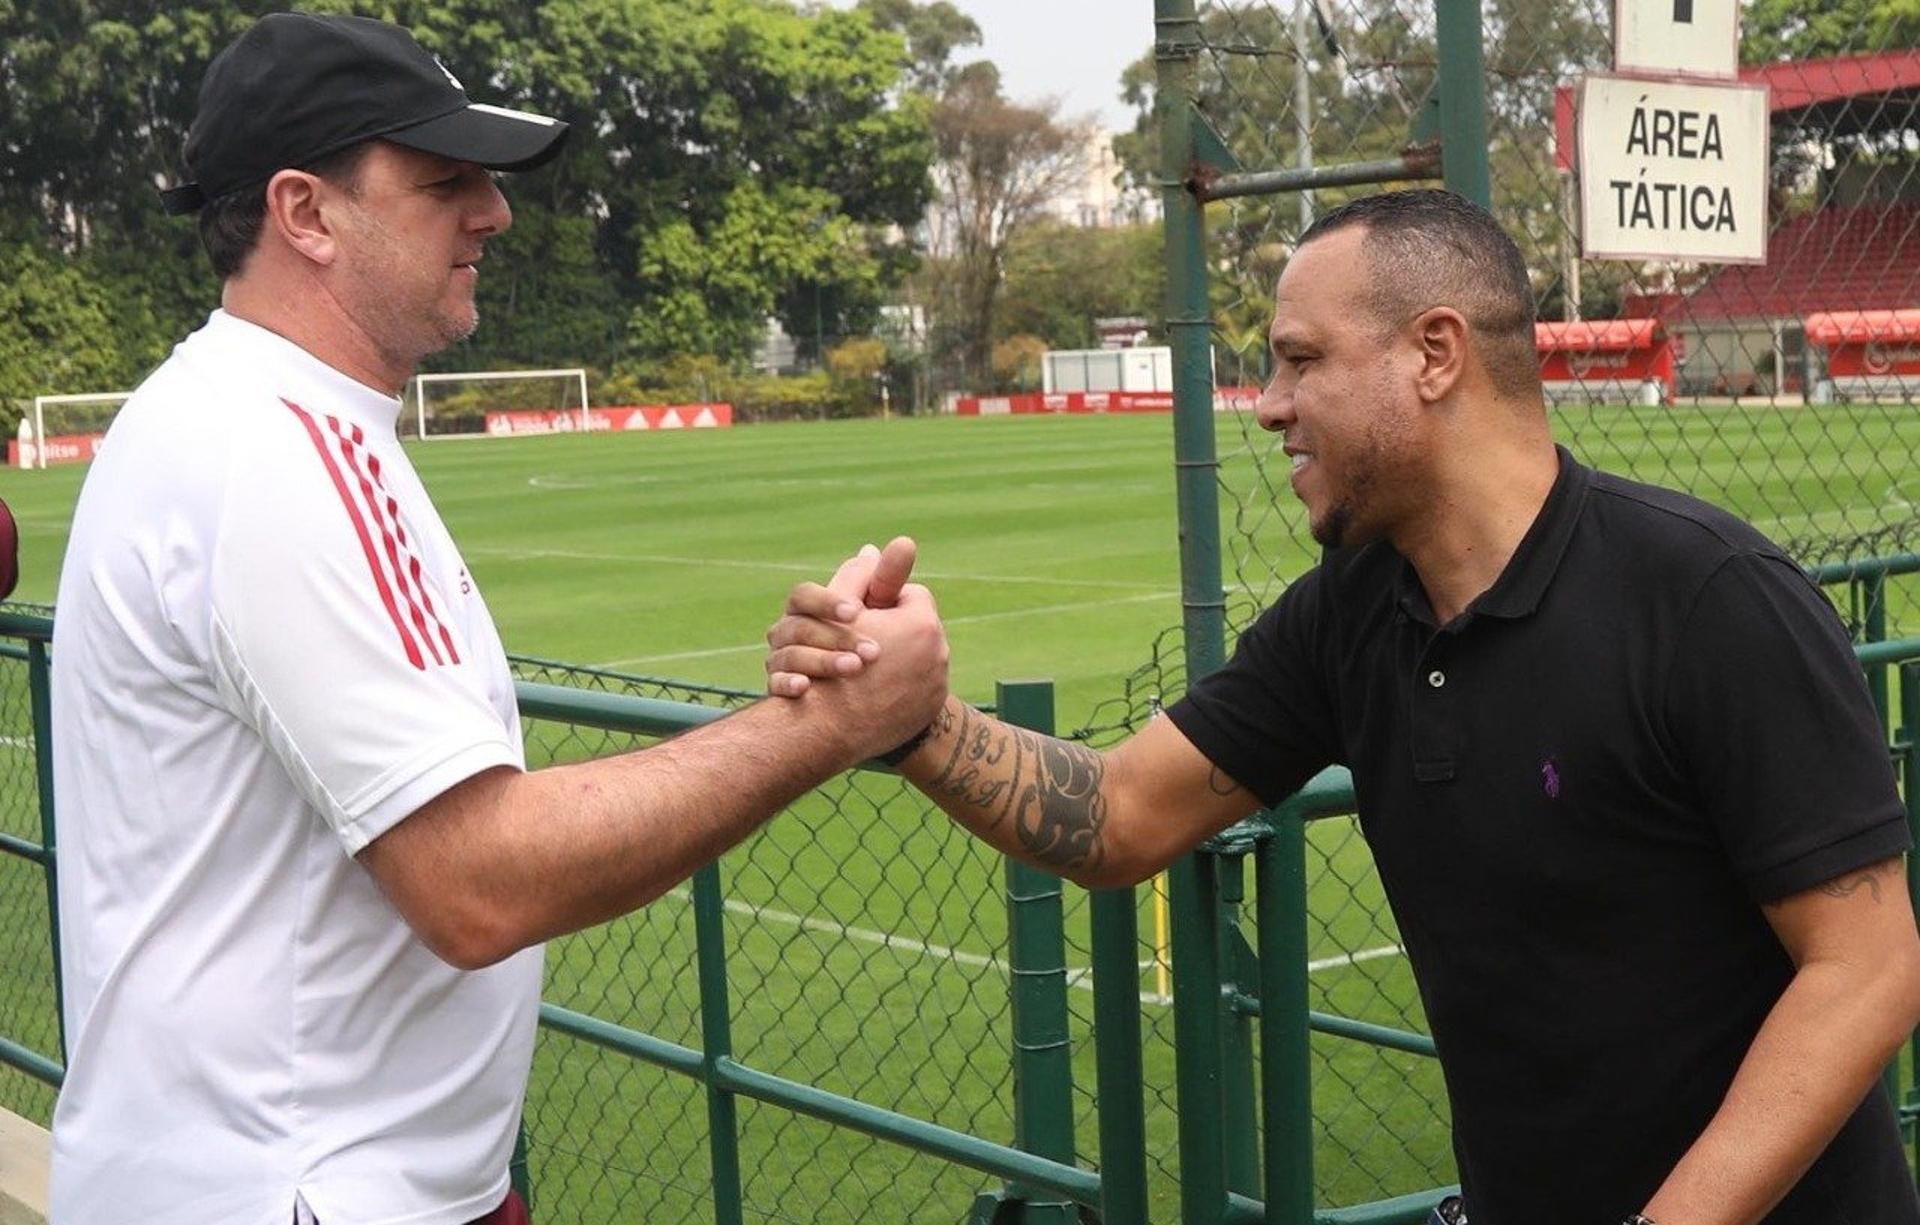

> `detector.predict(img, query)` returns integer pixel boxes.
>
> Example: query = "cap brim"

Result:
[386,103,569,173]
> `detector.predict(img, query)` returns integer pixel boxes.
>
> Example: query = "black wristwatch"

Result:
[878,722,935,767]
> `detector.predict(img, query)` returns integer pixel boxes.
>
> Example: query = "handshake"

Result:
[760,536,953,768]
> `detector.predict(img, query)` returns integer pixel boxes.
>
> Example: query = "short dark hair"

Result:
[1298,189,1540,399]
[196,142,373,281]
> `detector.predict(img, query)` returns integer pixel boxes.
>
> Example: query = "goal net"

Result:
[16,391,135,469]
[405,368,589,440]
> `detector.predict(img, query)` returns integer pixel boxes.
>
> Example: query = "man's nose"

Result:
[1255,376,1293,433]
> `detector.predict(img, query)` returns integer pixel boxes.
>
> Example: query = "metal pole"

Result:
[1258,815,1314,1225]
[1158,2,1235,1220]
[1294,0,1314,230]
[1218,854,1261,1195]
[1559,171,1581,322]
[29,641,66,1062]
[1170,851,1230,1224]
[1089,887,1151,1225]
[692,862,745,1225]
[1864,575,1890,729]
[999,680,1078,1224]
[1434,0,1493,208]
[1902,662,1920,1171]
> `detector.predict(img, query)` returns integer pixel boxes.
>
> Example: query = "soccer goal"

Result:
[406,368,589,440]
[16,391,135,469]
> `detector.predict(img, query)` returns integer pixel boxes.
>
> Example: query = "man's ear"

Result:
[1412,306,1469,404]
[262,169,340,269]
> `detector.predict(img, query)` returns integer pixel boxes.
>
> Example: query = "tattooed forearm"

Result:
[920,705,1109,874]
[1816,858,1899,904]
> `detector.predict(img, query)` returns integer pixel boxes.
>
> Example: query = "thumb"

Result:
[827,543,882,602]
[865,536,917,609]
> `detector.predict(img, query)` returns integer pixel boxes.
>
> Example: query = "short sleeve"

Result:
[1164,570,1342,807]
[207,415,521,854]
[1663,552,1909,902]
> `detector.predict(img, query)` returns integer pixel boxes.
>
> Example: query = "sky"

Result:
[831,0,1153,132]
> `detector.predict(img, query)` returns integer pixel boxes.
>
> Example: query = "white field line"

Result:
[595,591,1176,669]
[0,736,32,753]
[663,887,1403,1007]
[464,544,1168,593]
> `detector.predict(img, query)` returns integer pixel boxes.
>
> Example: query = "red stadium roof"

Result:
[1535,320,1665,352]
[1741,51,1920,124]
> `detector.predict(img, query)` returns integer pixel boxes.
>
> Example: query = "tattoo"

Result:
[924,707,1108,873]
[1816,859,1899,904]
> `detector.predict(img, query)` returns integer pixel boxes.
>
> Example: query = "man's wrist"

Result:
[1623,1214,1657,1225]
[878,721,936,767]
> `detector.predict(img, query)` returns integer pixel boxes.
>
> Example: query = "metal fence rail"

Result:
[3,592,1917,1223]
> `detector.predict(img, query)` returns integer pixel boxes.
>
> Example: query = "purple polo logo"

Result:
[1540,757,1562,799]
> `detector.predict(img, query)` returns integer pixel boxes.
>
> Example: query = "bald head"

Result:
[1297,189,1541,401]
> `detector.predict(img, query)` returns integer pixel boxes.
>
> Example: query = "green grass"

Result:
[2,406,1917,1221]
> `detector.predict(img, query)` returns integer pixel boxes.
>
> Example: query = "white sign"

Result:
[1577,74,1769,264]
[1615,0,1739,80]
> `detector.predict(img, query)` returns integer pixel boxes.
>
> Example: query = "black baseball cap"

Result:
[159,12,569,215]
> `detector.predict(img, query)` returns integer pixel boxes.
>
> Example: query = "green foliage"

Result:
[1743,0,1920,61]
[995,220,1164,350]
[0,0,938,381]
[0,238,147,434]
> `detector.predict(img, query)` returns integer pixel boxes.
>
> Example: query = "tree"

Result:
[0,0,939,377]
[854,0,982,94]
[995,219,1164,351]
[926,62,1092,382]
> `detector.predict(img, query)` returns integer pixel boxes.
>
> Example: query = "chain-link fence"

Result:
[1089,0,1920,1210]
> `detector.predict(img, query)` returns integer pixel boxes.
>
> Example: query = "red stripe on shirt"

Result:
[280,400,425,670]
[368,454,462,665]
[330,419,446,667]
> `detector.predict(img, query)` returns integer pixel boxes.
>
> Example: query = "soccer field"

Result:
[2,405,1917,1220]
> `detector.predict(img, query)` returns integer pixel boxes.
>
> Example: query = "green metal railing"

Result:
[4,583,1916,1223]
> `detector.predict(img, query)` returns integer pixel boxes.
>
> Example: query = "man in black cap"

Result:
[48,14,947,1225]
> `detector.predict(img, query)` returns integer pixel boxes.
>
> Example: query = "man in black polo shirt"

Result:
[767,189,1920,1223]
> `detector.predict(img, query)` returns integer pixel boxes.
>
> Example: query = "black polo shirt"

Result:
[1168,448,1916,1225]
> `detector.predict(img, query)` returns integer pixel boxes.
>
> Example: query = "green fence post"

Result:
[1903,661,1920,1171]
[508,1125,532,1208]
[1170,850,1230,1225]
[1258,812,1314,1225]
[692,862,745,1225]
[1089,886,1151,1225]
[28,639,66,1063]
[1864,574,1890,728]
[1157,3,1244,1220]
[1434,0,1493,208]
[1216,853,1260,1196]
[997,680,1077,1225]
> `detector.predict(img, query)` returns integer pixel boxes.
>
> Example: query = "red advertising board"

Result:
[953,389,1261,416]
[483,404,734,436]
[9,432,106,468]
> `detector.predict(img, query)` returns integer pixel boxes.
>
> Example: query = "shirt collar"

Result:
[1393,445,1591,627]
[201,309,405,430]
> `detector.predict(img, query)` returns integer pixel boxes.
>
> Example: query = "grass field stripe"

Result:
[1306,943,1405,972]
[464,545,1168,592]
[663,887,1170,1001]
[281,400,425,670]
[594,591,1176,669]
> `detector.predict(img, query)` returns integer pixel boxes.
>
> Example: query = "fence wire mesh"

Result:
[0,641,59,1127]
[1084,0,1920,1208]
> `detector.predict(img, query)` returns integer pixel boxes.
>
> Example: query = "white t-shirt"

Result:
[49,310,542,1225]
